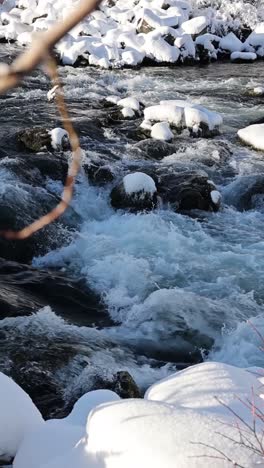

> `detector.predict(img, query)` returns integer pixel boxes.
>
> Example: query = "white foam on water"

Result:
[34,174,264,366]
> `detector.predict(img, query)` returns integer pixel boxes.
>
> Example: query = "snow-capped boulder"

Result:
[0,372,43,461]
[145,100,222,137]
[180,15,207,37]
[237,123,264,151]
[150,122,173,141]
[219,32,243,53]
[110,172,157,211]
[144,103,183,127]
[231,51,257,62]
[246,22,264,56]
[49,128,69,150]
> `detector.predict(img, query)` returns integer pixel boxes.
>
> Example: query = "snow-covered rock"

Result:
[0,0,263,68]
[49,128,69,150]
[111,172,157,211]
[145,100,222,136]
[231,51,257,62]
[123,172,157,195]
[0,372,43,461]
[237,123,264,151]
[219,32,243,53]
[180,16,207,36]
[150,122,173,141]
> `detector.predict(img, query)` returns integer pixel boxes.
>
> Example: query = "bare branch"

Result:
[0,0,101,94]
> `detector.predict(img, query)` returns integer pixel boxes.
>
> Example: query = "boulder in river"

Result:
[111,172,158,211]
[17,127,69,153]
[155,170,221,212]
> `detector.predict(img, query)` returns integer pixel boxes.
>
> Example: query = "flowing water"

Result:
[0,44,263,414]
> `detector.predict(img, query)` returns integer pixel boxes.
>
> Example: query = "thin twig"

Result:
[0,54,81,240]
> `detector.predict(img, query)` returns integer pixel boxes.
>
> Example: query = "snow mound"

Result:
[117,97,140,112]
[123,172,157,195]
[0,372,43,460]
[144,100,222,135]
[238,124,264,151]
[65,390,121,427]
[150,122,173,141]
[253,86,264,95]
[13,420,83,468]
[146,361,263,418]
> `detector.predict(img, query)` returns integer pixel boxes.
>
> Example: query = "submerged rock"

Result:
[0,258,109,324]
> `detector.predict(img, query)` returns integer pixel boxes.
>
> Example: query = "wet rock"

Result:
[17,128,52,152]
[155,170,220,212]
[111,172,158,211]
[0,258,110,326]
[96,371,141,399]
[85,162,114,185]
[134,139,177,160]
[137,18,154,34]
[111,371,141,398]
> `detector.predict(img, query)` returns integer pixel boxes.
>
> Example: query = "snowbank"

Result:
[123,172,157,195]
[237,124,264,151]
[0,372,43,460]
[0,0,263,68]
[2,363,264,468]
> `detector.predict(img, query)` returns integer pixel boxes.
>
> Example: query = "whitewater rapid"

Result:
[0,50,263,404]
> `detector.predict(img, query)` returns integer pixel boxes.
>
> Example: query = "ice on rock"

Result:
[123,172,157,195]
[237,124,264,151]
[180,15,207,36]
[219,32,243,52]
[49,128,69,150]
[0,372,43,461]
[150,122,173,141]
